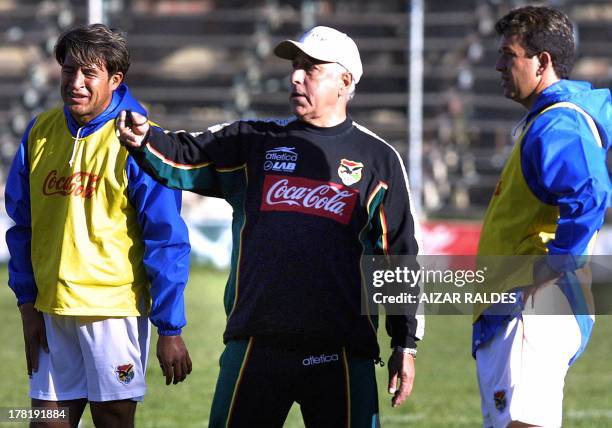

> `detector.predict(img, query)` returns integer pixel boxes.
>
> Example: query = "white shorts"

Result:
[476,284,582,428]
[30,314,150,402]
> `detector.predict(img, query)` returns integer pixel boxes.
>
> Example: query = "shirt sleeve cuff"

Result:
[545,253,587,273]
[16,294,37,307]
[391,335,417,349]
[157,328,182,336]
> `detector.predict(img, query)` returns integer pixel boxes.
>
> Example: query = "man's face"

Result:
[60,53,123,126]
[289,53,345,124]
[495,34,542,108]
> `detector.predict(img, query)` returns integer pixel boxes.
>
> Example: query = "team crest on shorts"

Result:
[115,363,135,385]
[338,159,364,186]
[493,390,507,412]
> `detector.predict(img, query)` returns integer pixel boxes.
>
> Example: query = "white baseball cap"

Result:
[274,26,363,84]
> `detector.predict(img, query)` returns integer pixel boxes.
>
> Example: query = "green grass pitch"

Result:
[0,266,610,427]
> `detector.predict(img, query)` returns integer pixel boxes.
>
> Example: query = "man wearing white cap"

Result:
[117,25,423,427]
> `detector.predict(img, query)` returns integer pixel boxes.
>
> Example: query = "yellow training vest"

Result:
[475,106,562,319]
[28,108,150,316]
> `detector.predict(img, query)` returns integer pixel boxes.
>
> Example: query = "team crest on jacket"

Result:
[493,390,507,412]
[115,363,135,385]
[338,159,364,186]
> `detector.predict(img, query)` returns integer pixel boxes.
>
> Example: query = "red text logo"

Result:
[261,175,358,224]
[43,170,99,199]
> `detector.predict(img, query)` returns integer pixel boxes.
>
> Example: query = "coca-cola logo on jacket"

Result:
[261,175,358,224]
[43,170,99,199]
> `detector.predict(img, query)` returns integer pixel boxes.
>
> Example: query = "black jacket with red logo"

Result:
[130,117,422,357]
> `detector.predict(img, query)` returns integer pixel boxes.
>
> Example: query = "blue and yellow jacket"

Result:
[474,80,611,362]
[5,84,190,335]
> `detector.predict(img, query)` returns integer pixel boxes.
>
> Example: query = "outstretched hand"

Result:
[157,335,192,385]
[116,110,150,148]
[388,350,415,407]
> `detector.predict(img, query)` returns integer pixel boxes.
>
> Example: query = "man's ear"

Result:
[110,71,124,90]
[537,51,553,75]
[339,72,352,96]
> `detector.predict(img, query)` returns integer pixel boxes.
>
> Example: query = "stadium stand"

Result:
[1,0,611,220]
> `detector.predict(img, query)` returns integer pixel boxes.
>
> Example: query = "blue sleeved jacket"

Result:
[522,80,611,269]
[5,84,190,335]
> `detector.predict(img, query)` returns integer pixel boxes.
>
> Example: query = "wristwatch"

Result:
[393,346,417,358]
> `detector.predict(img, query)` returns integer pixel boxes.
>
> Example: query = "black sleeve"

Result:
[129,122,249,196]
[381,153,422,349]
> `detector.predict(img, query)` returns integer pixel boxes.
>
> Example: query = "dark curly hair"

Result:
[495,6,575,79]
[54,23,130,77]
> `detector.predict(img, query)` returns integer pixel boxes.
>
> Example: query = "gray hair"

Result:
[330,62,357,102]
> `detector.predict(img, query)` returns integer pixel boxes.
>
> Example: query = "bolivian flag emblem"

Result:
[338,158,364,186]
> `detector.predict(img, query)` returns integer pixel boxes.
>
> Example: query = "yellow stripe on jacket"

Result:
[28,108,149,316]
